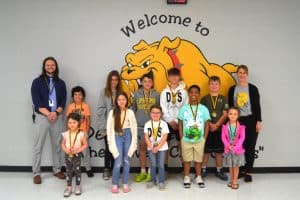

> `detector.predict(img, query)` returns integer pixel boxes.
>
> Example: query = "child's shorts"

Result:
[204,129,224,153]
[167,124,180,141]
[181,139,205,163]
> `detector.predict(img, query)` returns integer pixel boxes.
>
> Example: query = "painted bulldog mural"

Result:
[120,36,237,104]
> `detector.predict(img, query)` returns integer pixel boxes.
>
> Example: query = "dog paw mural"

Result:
[120,36,237,103]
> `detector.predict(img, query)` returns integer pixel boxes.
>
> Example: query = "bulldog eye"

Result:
[127,63,132,67]
[142,60,150,68]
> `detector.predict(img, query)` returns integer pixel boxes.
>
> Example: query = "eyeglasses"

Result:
[150,112,161,114]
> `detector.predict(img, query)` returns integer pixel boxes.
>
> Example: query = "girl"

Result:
[144,105,169,191]
[132,73,160,182]
[107,92,137,193]
[61,113,88,197]
[222,107,245,189]
[97,70,122,180]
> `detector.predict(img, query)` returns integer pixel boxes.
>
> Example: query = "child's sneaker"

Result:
[215,170,228,181]
[147,182,156,189]
[159,182,166,191]
[74,185,81,195]
[63,186,72,197]
[183,176,191,188]
[122,184,131,193]
[111,185,119,193]
[145,172,151,182]
[195,176,205,188]
[103,168,111,180]
[135,172,147,182]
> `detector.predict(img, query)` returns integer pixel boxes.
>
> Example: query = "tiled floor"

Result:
[0,172,299,200]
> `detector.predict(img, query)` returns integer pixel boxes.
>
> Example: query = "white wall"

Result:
[0,0,299,167]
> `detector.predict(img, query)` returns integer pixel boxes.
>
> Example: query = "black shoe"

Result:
[103,168,111,180]
[238,171,245,179]
[244,174,252,182]
[86,170,94,178]
[215,171,228,181]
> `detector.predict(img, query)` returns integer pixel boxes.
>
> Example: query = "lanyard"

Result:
[121,110,127,129]
[189,104,199,122]
[210,95,219,111]
[228,122,237,141]
[151,120,161,142]
[44,76,55,95]
[74,103,83,115]
[168,84,178,104]
[68,130,80,157]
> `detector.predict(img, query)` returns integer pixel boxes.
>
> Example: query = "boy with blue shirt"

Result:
[178,85,210,188]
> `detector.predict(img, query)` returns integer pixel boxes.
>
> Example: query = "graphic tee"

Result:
[178,104,211,143]
[144,120,169,151]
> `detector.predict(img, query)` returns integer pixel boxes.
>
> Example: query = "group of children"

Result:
[61,68,246,197]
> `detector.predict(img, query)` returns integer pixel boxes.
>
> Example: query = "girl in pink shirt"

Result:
[221,107,245,189]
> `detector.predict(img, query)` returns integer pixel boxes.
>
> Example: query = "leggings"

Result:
[65,154,81,186]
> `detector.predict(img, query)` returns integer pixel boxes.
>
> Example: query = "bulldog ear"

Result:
[158,37,181,52]
[133,40,149,51]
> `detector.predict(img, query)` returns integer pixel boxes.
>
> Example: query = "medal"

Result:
[210,95,219,118]
[211,112,217,118]
[168,85,178,104]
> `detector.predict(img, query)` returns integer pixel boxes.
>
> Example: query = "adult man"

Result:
[31,57,66,184]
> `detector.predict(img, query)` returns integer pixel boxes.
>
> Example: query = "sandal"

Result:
[232,183,239,189]
[227,182,232,188]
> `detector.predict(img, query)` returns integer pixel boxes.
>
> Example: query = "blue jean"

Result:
[148,150,166,183]
[112,128,132,185]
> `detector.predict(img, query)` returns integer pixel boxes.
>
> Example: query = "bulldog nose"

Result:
[127,69,134,74]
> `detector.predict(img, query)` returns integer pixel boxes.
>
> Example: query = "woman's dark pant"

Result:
[239,115,258,173]
[104,136,114,170]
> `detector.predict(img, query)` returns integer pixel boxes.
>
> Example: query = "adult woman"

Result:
[228,65,262,182]
[96,70,122,180]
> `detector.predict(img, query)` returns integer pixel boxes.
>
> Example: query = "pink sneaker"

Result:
[111,185,119,193]
[122,184,131,193]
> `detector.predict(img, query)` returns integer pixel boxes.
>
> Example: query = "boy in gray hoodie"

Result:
[132,73,160,182]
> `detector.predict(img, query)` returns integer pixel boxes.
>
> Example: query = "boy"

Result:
[178,85,210,188]
[160,68,188,172]
[66,86,94,177]
[132,73,160,182]
[200,76,228,181]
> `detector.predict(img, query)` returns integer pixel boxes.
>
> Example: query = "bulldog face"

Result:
[121,38,181,82]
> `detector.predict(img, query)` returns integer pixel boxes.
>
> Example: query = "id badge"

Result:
[49,99,54,107]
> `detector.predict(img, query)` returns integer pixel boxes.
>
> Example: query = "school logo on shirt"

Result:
[119,36,238,104]
[166,91,183,103]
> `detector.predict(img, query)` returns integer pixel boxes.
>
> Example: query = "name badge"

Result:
[49,99,54,107]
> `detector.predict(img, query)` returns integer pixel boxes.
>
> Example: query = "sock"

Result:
[141,168,146,173]
[202,166,206,172]
[216,167,222,172]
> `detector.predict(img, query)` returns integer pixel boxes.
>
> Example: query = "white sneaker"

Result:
[63,187,72,197]
[195,176,205,188]
[74,185,81,195]
[183,176,191,188]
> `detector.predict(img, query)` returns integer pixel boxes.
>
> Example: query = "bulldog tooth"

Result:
[137,79,141,85]
[125,80,129,85]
